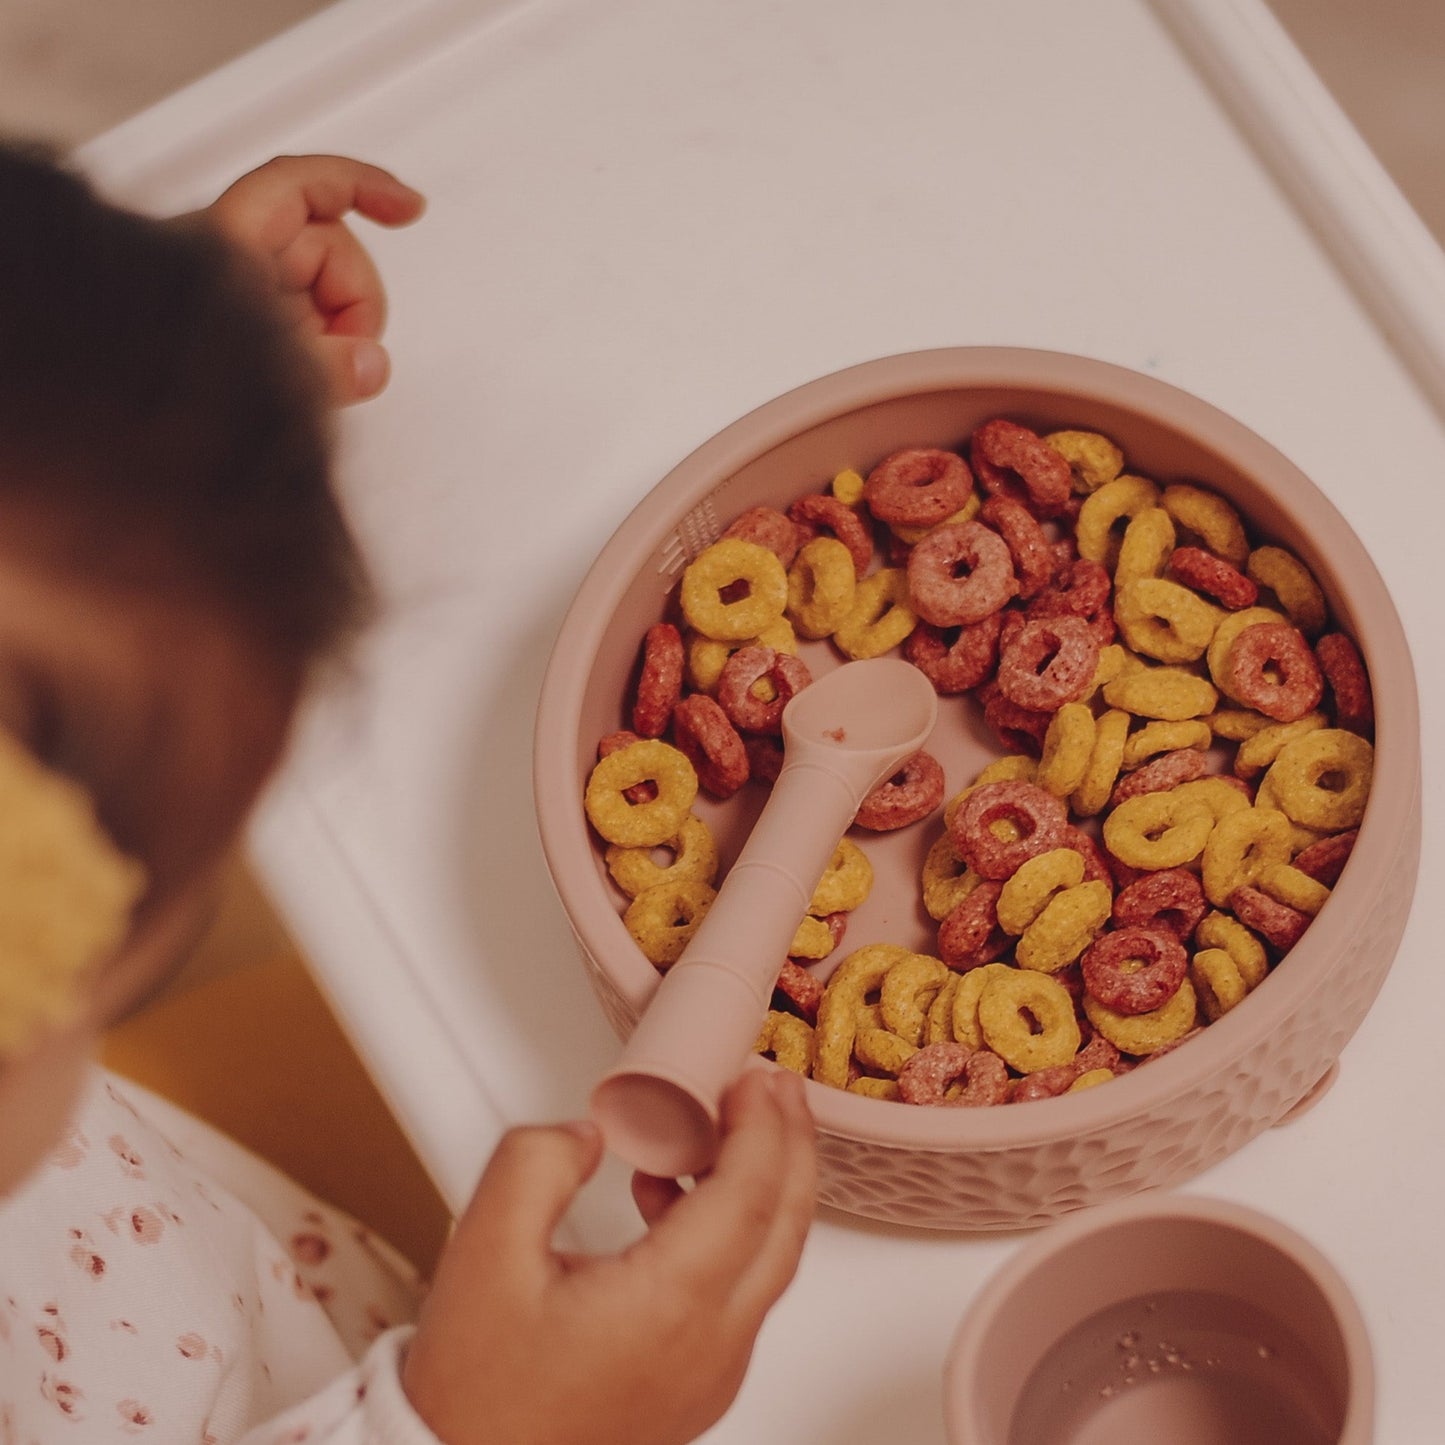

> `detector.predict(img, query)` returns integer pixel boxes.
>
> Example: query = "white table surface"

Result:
[81,1,1445,1438]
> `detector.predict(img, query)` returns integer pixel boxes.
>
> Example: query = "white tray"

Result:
[81,2,1445,1438]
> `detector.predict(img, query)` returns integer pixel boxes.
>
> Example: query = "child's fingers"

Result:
[309,334,392,405]
[631,1169,685,1226]
[276,220,390,338]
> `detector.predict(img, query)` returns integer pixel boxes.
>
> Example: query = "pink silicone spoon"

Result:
[590,656,939,1178]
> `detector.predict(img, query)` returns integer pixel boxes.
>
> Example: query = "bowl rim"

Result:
[534,345,1421,1152]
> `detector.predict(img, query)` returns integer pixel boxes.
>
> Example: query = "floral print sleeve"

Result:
[0,1070,442,1444]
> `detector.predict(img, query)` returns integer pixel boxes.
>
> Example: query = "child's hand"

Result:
[402,1068,817,1445]
[203,155,425,404]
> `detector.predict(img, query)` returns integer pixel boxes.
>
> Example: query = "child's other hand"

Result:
[402,1069,817,1445]
[204,155,425,404]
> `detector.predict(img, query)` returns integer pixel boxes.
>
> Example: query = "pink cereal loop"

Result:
[903,612,1004,694]
[855,749,946,831]
[1108,748,1208,808]
[716,645,813,735]
[863,447,974,528]
[1110,867,1206,938]
[906,520,1018,626]
[631,623,684,738]
[1223,621,1325,722]
[980,495,1054,599]
[722,505,805,568]
[977,680,1053,755]
[1081,926,1189,1016]
[970,418,1073,518]
[671,693,750,799]
[788,493,874,576]
[995,615,1101,711]
[951,779,1069,881]
[1168,545,1259,611]
[897,1041,1010,1106]
[1314,632,1374,736]
[937,881,1011,970]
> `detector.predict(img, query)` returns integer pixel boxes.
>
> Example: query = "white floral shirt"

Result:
[0,1069,444,1444]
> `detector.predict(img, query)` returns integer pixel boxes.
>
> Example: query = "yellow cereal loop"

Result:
[1037,703,1097,798]
[814,943,911,1088]
[1072,708,1131,818]
[831,467,866,507]
[952,962,1015,1049]
[1102,666,1218,721]
[1254,770,1326,853]
[854,1026,918,1077]
[1247,545,1327,638]
[997,849,1086,934]
[1114,578,1222,664]
[1206,708,1273,741]
[1201,806,1293,907]
[833,567,917,659]
[1190,949,1249,1022]
[1069,1068,1115,1092]
[1258,862,1331,916]
[890,496,981,544]
[1045,429,1125,494]
[978,970,1082,1073]
[623,878,717,966]
[1084,978,1199,1056]
[848,1076,900,1100]
[1232,712,1327,779]
[945,756,1038,829]
[754,1010,816,1075]
[925,973,962,1045]
[1169,776,1252,824]
[686,617,797,693]
[1206,606,1287,698]
[809,838,874,915]
[1103,791,1214,870]
[1196,909,1268,988]
[1085,643,1143,701]
[1161,483,1248,566]
[880,953,951,1046]
[680,538,789,641]
[1264,729,1373,831]
[1121,719,1212,770]
[789,914,838,960]
[787,536,857,639]
[585,739,699,846]
[1015,881,1113,973]
[1075,475,1161,572]
[1114,507,1177,588]
[605,813,719,898]
[921,834,984,922]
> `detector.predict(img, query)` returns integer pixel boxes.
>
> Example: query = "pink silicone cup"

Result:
[590,657,937,1178]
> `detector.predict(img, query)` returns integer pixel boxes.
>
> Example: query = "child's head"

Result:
[0,142,371,1188]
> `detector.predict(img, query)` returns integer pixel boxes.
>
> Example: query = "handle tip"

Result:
[591,1070,720,1179]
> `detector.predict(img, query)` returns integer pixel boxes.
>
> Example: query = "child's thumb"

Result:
[311,334,391,405]
[451,1121,604,1266]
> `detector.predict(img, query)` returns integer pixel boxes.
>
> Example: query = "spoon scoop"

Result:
[590,656,939,1178]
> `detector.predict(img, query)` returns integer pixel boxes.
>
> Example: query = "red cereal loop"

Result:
[1168,545,1259,610]
[951,780,1070,880]
[970,419,1073,519]
[671,693,749,799]
[863,447,974,528]
[977,680,1052,755]
[1292,828,1357,887]
[855,749,945,831]
[1081,927,1189,1015]
[903,612,1003,694]
[1028,557,1112,621]
[1010,1064,1078,1102]
[788,494,874,576]
[1075,1035,1122,1074]
[631,623,684,738]
[1111,867,1206,939]
[1229,885,1311,951]
[598,729,657,803]
[1314,632,1374,736]
[938,881,1011,970]
[995,616,1101,711]
[821,910,849,951]
[773,959,824,1023]
[1108,749,1208,808]
[897,1041,1010,1106]
[722,505,805,569]
[980,495,1054,599]
[907,520,1018,626]
[742,732,784,786]
[1224,621,1325,722]
[716,645,813,735]
[882,528,915,569]
[1063,826,1114,888]
[1050,536,1079,581]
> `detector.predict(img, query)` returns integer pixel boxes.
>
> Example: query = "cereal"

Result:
[1114,507,1177,589]
[1014,882,1113,973]
[1036,702,1096,798]
[1046,428,1125,494]
[854,1026,918,1077]
[978,969,1081,1072]
[754,1010,816,1074]
[848,1077,901,1100]
[632,622,685,738]
[774,958,825,1022]
[585,739,698,846]
[786,536,858,639]
[1314,632,1374,736]
[864,447,975,528]
[952,780,1070,880]
[921,834,983,921]
[951,962,1018,1046]
[1246,544,1327,637]
[1108,748,1207,808]
[897,1041,1010,1106]
[1111,867,1206,939]
[623,878,716,966]
[1030,557,1113,623]
[978,681,1053,755]
[788,914,839,960]
[813,943,911,1088]
[880,953,952,1045]
[971,418,1073,517]
[716,644,813,734]
[938,881,1011,971]
[1102,791,1213,871]
[788,493,875,576]
[1189,949,1250,1022]
[1168,545,1258,610]
[685,616,797,694]
[996,848,1086,934]
[925,973,963,1044]
[907,520,1017,626]
[1229,885,1310,952]
[995,616,1101,710]
[1120,719,1212,770]
[830,467,866,507]
[680,537,789,641]
[1161,483,1248,566]
[605,813,719,898]
[722,505,805,568]
[810,838,874,915]
[1195,910,1268,988]
[1075,475,1161,571]
[903,613,1003,694]
[855,749,945,831]
[671,693,750,799]
[1292,828,1357,887]
[1232,712,1327,780]
[1083,977,1199,1056]
[1222,621,1324,722]
[1206,605,1287,697]
[1102,666,1218,721]
[1114,577,1222,665]
[833,567,918,659]
[1257,861,1331,916]
[1081,927,1188,1015]
[1169,775,1253,823]
[1264,728,1373,831]
[1069,1068,1114,1091]
[981,495,1054,598]
[1071,707,1131,818]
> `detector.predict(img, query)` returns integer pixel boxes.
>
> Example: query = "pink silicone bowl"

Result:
[533,347,1420,1231]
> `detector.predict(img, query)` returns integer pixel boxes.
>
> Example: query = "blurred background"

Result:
[0,0,1438,1274]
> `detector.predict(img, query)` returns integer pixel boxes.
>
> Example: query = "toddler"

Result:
[0,143,816,1445]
